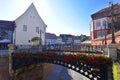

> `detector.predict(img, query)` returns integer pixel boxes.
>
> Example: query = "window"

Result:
[96,21,101,27]
[97,31,106,38]
[33,16,35,19]
[103,20,107,29]
[95,20,101,30]
[23,25,27,32]
[97,31,101,38]
[36,27,39,33]
[30,16,32,18]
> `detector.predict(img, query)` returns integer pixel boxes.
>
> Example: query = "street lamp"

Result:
[39,29,43,51]
[104,21,107,45]
[109,2,116,43]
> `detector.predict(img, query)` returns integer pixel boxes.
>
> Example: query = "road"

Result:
[44,65,89,80]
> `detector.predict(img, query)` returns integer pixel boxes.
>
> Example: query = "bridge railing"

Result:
[11,52,112,80]
[42,44,105,54]
[14,45,39,53]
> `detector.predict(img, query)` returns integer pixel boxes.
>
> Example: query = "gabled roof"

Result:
[15,3,46,26]
[0,20,15,31]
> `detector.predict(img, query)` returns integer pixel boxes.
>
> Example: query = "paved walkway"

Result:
[45,65,72,80]
[44,65,89,80]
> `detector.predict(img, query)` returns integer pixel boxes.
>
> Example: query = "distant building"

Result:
[0,21,15,49]
[73,36,81,44]
[45,33,84,45]
[45,33,57,45]
[45,32,89,45]
[90,1,120,45]
[56,37,63,44]
[0,3,47,49]
[60,34,73,44]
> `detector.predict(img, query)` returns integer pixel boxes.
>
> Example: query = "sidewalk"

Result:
[44,65,72,80]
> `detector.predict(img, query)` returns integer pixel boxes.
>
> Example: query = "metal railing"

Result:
[117,49,120,62]
[42,44,105,54]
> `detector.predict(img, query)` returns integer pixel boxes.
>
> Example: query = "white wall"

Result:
[14,4,46,46]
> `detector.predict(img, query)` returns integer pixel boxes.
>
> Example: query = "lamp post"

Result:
[39,29,43,51]
[109,2,116,43]
[104,21,107,45]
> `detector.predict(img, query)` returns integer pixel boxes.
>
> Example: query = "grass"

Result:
[113,62,120,80]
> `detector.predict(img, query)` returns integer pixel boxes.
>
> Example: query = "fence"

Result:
[43,44,106,54]
[0,44,106,55]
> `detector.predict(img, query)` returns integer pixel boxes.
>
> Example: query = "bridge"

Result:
[11,51,112,80]
[7,44,113,80]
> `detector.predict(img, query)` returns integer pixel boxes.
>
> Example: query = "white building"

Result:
[13,3,47,48]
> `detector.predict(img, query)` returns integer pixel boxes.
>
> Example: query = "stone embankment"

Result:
[14,63,55,80]
[0,55,9,80]
[0,55,55,80]
[15,64,43,80]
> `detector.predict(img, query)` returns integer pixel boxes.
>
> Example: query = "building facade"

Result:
[14,3,47,47]
[0,3,47,49]
[45,33,57,45]
[91,1,120,45]
[0,21,15,49]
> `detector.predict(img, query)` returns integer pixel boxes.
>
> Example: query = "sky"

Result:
[0,0,118,36]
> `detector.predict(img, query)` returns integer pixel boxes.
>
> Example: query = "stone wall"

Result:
[15,64,43,80]
[0,55,56,80]
[14,63,55,80]
[0,55,9,80]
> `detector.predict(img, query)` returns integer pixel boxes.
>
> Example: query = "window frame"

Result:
[23,25,27,32]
